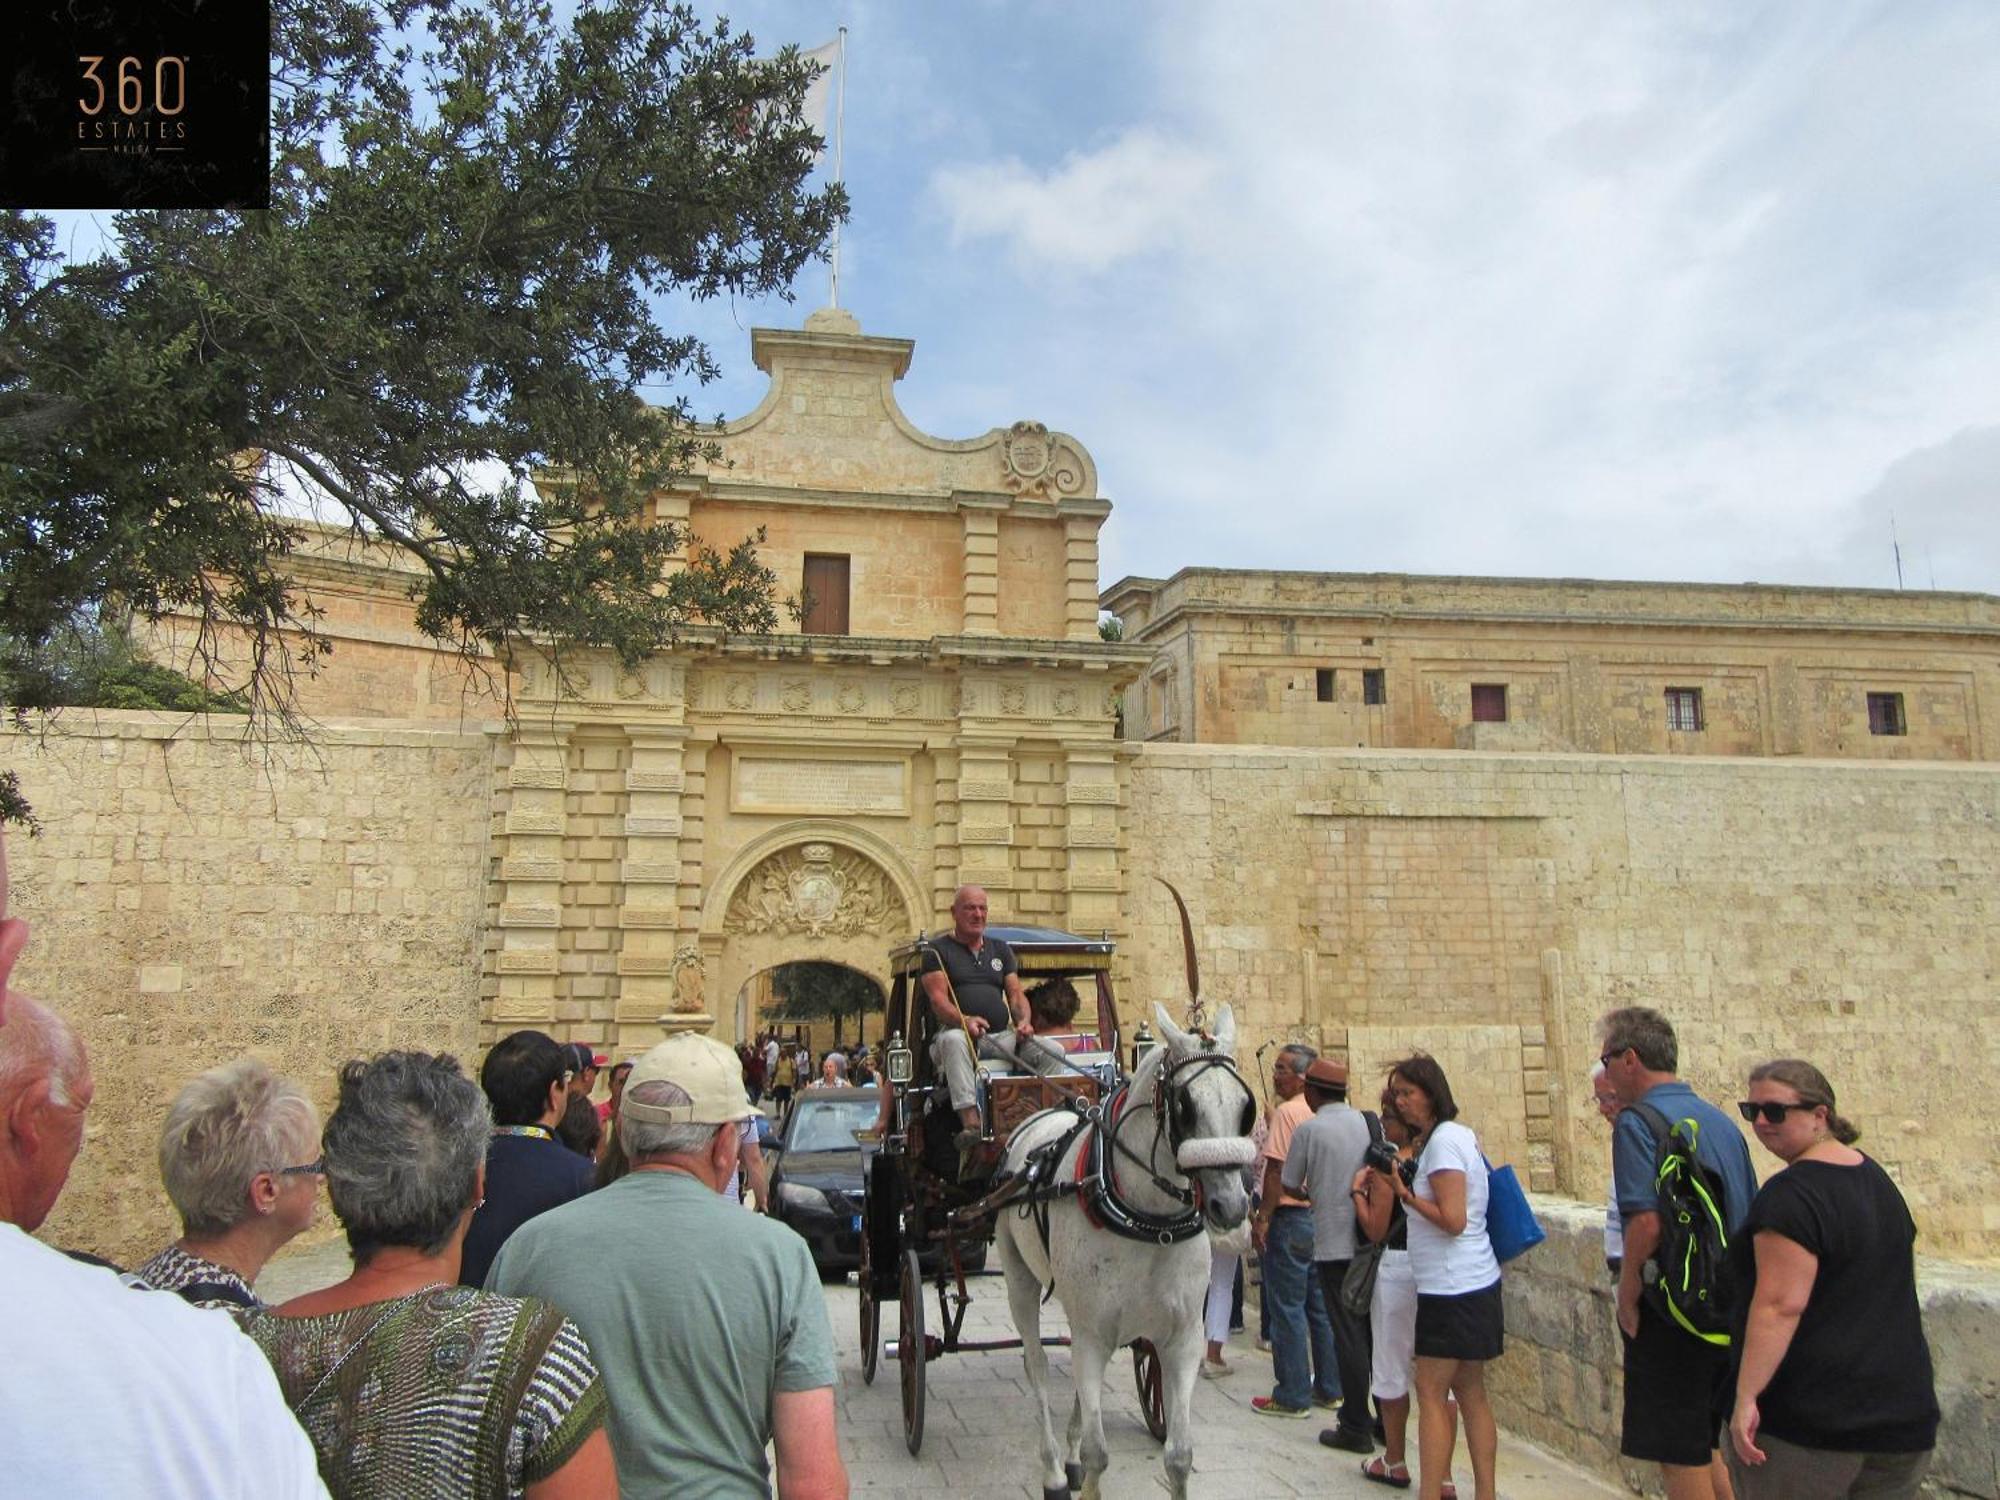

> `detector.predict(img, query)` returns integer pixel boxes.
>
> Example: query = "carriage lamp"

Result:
[1130,1021,1159,1072]
[885,1031,914,1085]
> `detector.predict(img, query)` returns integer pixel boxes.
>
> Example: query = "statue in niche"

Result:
[724,843,902,939]
[671,945,705,1012]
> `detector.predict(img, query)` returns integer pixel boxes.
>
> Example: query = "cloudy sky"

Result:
[667,0,2000,595]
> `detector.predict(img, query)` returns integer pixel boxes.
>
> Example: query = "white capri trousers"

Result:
[1205,1244,1239,1345]
[1370,1248,1418,1401]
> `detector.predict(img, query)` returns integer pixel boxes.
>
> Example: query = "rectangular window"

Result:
[801,554,850,635]
[1665,687,1704,733]
[1363,669,1386,706]
[1315,668,1335,702]
[1867,692,1906,736]
[1470,683,1507,723]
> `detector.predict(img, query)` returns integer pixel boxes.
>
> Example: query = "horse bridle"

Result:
[1103,1044,1257,1209]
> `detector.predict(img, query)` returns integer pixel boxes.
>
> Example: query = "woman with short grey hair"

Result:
[241,1051,615,1500]
[139,1057,322,1309]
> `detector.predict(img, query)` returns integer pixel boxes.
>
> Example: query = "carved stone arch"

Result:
[699,822,926,1046]
[700,821,924,941]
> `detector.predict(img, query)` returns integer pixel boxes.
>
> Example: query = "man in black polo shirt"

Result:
[921,885,1065,1147]
[458,1029,595,1287]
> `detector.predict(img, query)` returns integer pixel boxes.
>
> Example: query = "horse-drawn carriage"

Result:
[856,925,1174,1456]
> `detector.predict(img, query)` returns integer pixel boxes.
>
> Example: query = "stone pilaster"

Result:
[1061,748,1121,931]
[959,497,1006,635]
[654,486,695,577]
[1059,499,1110,642]
[954,737,1016,895]
[614,729,690,1048]
[492,726,569,1027]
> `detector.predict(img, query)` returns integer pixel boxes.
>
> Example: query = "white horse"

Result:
[995,1003,1257,1500]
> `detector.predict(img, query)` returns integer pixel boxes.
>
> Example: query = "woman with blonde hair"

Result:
[1727,1059,1937,1499]
[140,1058,322,1308]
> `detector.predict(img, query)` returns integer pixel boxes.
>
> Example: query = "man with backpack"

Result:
[1599,1007,1759,1500]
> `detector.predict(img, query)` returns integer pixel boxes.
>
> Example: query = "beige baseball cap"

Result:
[620,1033,764,1127]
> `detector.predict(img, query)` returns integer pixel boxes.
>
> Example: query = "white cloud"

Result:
[908,2,2000,592]
[931,130,1219,273]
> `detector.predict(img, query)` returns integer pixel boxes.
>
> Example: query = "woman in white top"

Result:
[1388,1054,1501,1500]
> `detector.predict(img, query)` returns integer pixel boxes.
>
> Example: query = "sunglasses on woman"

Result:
[1737,1100,1813,1124]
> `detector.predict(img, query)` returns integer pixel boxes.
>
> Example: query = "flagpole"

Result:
[830,26,847,309]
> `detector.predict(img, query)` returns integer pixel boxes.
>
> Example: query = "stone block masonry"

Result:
[2,713,496,1266]
[1123,743,2000,1258]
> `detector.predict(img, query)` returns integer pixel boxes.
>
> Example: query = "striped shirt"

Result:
[136,1243,260,1310]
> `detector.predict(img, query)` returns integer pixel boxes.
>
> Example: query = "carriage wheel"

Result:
[899,1249,927,1454]
[1131,1340,1167,1443]
[857,1223,880,1385]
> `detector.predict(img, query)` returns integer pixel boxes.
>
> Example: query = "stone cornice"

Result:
[1129,596,2000,644]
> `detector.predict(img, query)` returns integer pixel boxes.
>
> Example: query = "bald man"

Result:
[920,886,1066,1147]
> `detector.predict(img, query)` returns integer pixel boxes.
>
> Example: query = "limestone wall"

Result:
[1122,744,2000,1258]
[1492,1197,2000,1498]
[2,714,495,1266]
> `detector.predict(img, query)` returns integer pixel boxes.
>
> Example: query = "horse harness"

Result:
[999,1047,1257,1256]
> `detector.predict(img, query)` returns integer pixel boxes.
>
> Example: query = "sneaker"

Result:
[1250,1397,1310,1419]
[1312,1394,1342,1412]
[1198,1359,1233,1380]
[1254,1337,1273,1353]
[1319,1425,1375,1454]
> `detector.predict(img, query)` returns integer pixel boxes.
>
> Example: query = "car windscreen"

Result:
[786,1097,879,1153]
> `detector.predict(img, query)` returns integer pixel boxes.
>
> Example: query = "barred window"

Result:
[1315,668,1335,703]
[1363,669,1387,706]
[1665,687,1704,733]
[1867,692,1906,736]
[1470,683,1507,723]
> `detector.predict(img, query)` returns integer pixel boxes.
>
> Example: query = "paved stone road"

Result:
[259,1242,1623,1499]
[830,1270,1621,1500]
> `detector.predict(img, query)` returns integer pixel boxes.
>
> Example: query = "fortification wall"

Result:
[1122,743,2000,1258]
[2,714,495,1265]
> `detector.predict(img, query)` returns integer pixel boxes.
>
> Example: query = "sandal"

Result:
[1359,1456,1411,1490]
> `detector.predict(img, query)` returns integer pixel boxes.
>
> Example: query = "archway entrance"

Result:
[738,960,888,1096]
[700,822,926,1046]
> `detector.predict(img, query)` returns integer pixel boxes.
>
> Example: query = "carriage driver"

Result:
[922,885,1069,1150]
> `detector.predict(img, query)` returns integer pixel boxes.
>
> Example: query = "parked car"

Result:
[768,1087,880,1274]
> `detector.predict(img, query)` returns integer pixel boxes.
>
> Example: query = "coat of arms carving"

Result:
[724,843,900,939]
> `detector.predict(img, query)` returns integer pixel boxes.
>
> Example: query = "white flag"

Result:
[752,39,840,166]
[797,39,840,162]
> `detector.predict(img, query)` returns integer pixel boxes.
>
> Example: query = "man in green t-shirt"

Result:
[489,1033,845,1499]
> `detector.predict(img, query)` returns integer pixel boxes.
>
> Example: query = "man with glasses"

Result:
[1597,1007,1757,1500]
[460,1029,596,1288]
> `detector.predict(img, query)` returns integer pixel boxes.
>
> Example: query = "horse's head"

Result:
[1149,1003,1256,1233]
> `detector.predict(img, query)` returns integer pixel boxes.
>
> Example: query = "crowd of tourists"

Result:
[0,821,1940,1499]
[738,1032,878,1109]
[1210,1006,1938,1500]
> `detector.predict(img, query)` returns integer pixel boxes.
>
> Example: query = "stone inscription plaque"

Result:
[734,755,908,816]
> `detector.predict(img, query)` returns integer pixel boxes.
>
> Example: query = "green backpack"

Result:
[1628,1101,1736,1347]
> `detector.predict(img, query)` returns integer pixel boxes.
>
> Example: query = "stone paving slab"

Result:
[831,1271,1623,1500]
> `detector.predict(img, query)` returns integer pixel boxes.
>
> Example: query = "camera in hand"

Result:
[1364,1138,1399,1176]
